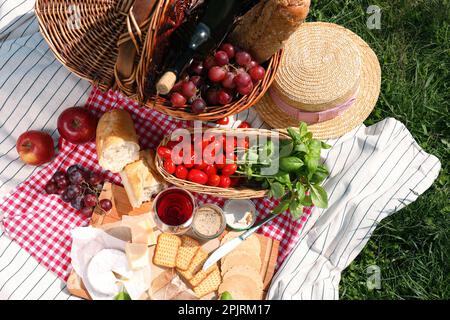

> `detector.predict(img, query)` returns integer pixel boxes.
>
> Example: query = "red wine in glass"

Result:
[153,188,195,234]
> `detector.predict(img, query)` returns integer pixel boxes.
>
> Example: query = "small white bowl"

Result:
[223,200,257,231]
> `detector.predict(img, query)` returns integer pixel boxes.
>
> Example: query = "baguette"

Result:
[230,0,310,63]
[96,109,140,173]
[120,150,165,208]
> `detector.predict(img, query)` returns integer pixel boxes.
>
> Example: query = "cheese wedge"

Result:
[125,216,157,246]
[125,243,150,270]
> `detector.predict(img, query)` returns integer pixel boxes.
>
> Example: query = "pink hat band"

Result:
[268,87,357,125]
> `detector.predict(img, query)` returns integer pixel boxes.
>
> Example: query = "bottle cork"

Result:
[156,71,177,95]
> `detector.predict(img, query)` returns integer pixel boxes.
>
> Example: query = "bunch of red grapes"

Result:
[45,165,112,216]
[169,43,266,113]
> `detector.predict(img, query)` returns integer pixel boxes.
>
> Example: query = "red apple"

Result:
[16,131,55,166]
[57,107,97,144]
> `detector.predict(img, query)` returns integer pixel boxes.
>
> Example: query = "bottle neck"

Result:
[168,23,211,75]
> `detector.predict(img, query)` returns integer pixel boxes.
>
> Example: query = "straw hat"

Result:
[256,22,381,139]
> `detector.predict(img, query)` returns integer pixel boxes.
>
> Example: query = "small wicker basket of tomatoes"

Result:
[155,124,331,218]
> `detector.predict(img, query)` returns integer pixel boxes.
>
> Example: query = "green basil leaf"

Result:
[114,291,131,300]
[299,122,308,137]
[321,141,332,149]
[270,182,285,199]
[295,182,306,202]
[273,199,290,214]
[301,194,313,206]
[279,141,294,157]
[310,184,329,208]
[290,206,304,220]
[287,127,302,142]
[279,157,304,173]
[294,142,308,153]
[305,153,319,175]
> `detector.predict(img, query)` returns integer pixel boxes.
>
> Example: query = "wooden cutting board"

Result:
[67,183,280,300]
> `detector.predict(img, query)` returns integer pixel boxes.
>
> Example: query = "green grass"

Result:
[309,0,449,299]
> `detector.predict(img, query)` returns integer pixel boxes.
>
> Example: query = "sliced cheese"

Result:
[126,243,150,270]
[123,215,157,246]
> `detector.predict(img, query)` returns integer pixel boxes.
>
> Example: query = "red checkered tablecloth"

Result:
[0,88,312,280]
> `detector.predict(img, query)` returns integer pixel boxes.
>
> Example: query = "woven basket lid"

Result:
[35,0,136,91]
[273,22,362,112]
[256,22,381,139]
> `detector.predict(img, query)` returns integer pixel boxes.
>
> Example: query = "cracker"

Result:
[193,269,222,298]
[176,236,200,271]
[190,263,218,287]
[153,233,181,268]
[177,249,208,280]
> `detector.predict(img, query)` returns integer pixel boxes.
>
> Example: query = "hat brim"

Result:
[256,23,381,140]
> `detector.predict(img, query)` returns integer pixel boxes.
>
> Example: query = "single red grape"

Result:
[170,92,187,107]
[79,206,94,217]
[206,88,219,105]
[66,184,81,199]
[217,89,233,105]
[249,66,266,81]
[222,72,236,89]
[84,194,98,207]
[181,81,197,98]
[71,195,85,210]
[247,60,258,69]
[99,199,113,212]
[190,75,203,87]
[172,81,183,93]
[234,72,252,87]
[68,170,84,184]
[237,82,254,95]
[88,172,104,185]
[220,43,235,59]
[235,51,252,67]
[208,66,226,82]
[189,61,204,75]
[203,56,217,70]
[191,99,206,114]
[45,181,58,194]
[214,51,229,66]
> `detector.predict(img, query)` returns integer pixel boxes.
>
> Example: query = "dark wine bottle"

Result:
[156,0,251,95]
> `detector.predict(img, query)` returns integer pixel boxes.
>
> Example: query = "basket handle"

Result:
[114,0,157,95]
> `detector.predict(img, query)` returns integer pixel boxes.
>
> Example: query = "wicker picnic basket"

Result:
[155,128,290,199]
[35,0,282,121]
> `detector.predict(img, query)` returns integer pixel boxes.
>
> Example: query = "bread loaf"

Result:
[96,109,140,173]
[230,0,310,63]
[120,150,165,208]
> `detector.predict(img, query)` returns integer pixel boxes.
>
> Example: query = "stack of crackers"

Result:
[217,232,264,300]
[153,234,221,298]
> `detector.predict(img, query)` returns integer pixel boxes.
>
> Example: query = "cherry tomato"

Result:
[166,141,180,149]
[238,121,251,129]
[221,164,237,176]
[223,136,237,152]
[219,175,231,188]
[216,117,229,125]
[163,160,176,174]
[204,164,217,177]
[216,154,226,169]
[237,137,249,149]
[207,174,221,187]
[187,169,208,185]
[157,146,172,159]
[175,165,189,179]
[194,161,207,170]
